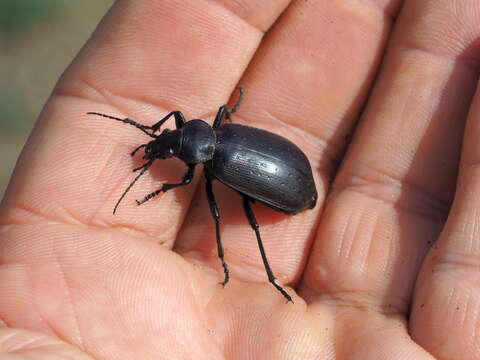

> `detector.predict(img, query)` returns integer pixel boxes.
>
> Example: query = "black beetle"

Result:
[87,88,317,302]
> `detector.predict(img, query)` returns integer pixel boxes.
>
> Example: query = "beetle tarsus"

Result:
[136,189,162,205]
[132,163,147,172]
[229,87,244,114]
[242,196,293,303]
[218,264,229,287]
[272,278,293,303]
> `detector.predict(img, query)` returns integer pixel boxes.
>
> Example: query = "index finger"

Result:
[0,0,290,244]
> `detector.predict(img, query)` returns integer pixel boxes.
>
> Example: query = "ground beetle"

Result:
[87,88,317,302]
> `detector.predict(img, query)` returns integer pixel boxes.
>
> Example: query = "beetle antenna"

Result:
[87,112,157,139]
[113,160,153,214]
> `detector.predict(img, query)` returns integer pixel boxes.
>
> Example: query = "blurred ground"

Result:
[0,1,114,197]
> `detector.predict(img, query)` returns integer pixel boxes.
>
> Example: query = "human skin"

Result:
[1,0,480,359]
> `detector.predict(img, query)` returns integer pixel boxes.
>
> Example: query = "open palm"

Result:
[1,1,479,359]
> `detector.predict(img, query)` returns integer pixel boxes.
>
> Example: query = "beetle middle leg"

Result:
[205,175,230,286]
[242,197,293,303]
[136,165,195,205]
[229,87,244,115]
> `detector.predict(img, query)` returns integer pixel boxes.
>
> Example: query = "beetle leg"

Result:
[242,197,293,303]
[229,87,244,115]
[205,175,230,286]
[135,165,195,205]
[150,111,187,132]
[212,106,228,129]
[212,88,244,129]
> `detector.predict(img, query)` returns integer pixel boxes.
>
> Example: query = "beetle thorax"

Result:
[178,119,216,164]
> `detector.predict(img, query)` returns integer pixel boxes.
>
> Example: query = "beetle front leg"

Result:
[242,197,293,303]
[205,175,230,286]
[135,165,195,205]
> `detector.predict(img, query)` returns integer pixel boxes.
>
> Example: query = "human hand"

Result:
[1,1,479,359]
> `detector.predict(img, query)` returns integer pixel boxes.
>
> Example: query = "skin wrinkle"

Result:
[341,207,359,267]
[0,256,82,348]
[364,209,381,276]
[1,203,159,242]
[435,251,480,273]
[318,289,407,315]
[54,257,84,351]
[358,0,402,19]
[336,166,450,223]
[2,333,50,353]
[62,77,110,106]
[27,266,66,346]
[335,204,353,261]
[208,0,276,34]
[397,43,480,75]
[53,81,181,128]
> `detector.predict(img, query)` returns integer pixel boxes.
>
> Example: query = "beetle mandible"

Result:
[87,88,317,302]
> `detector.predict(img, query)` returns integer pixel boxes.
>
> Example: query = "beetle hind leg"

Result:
[242,197,293,303]
[205,175,230,286]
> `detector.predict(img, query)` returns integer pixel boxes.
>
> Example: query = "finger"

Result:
[176,0,404,289]
[301,0,480,313]
[410,85,480,357]
[0,0,290,247]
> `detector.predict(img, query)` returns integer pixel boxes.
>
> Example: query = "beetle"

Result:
[87,88,317,302]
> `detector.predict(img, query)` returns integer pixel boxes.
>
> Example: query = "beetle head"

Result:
[143,128,182,160]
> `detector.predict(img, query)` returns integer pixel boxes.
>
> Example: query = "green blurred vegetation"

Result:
[0,1,114,196]
[0,0,64,37]
[1,0,66,133]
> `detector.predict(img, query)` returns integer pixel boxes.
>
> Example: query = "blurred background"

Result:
[0,0,114,197]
